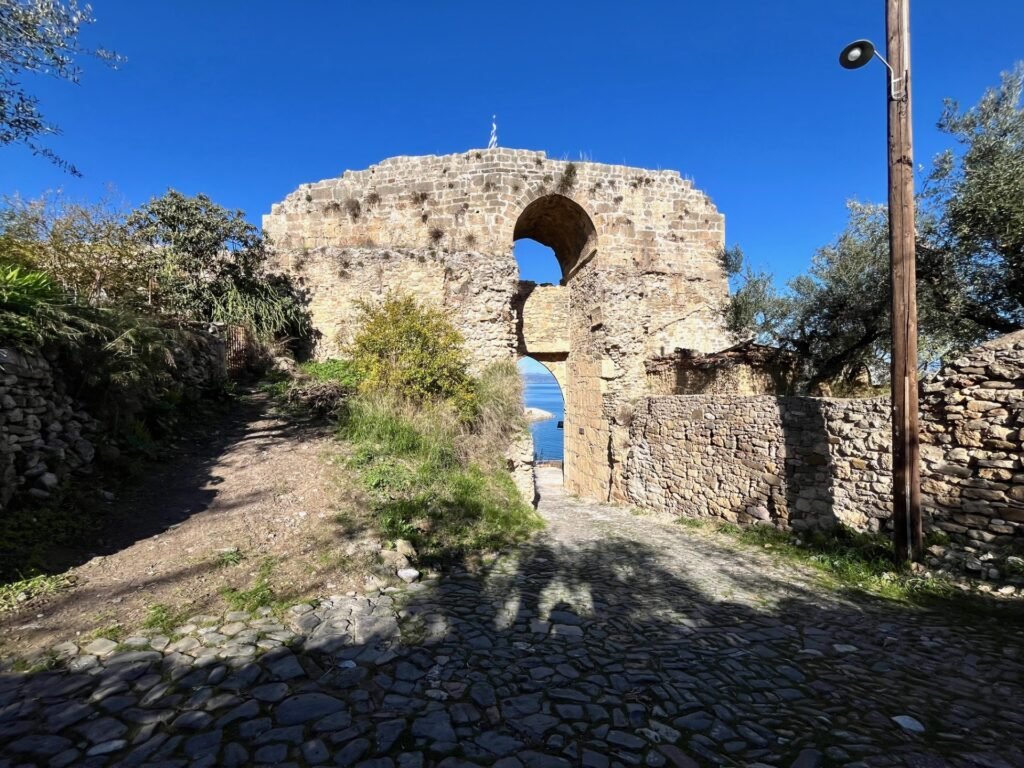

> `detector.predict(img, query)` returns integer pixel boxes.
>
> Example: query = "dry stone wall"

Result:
[622,395,892,532]
[0,347,97,512]
[622,332,1024,579]
[264,149,733,500]
[918,331,1024,577]
[0,331,226,514]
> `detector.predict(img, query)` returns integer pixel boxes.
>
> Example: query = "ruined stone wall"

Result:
[264,149,732,500]
[621,332,1024,579]
[645,358,785,396]
[645,344,800,397]
[622,395,892,532]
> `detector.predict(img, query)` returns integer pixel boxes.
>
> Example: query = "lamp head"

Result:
[839,39,876,70]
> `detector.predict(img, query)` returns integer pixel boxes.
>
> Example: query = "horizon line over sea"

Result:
[522,372,564,462]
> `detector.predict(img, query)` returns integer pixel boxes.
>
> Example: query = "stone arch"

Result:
[263,149,732,504]
[512,193,597,279]
[519,355,566,467]
[518,354,567,401]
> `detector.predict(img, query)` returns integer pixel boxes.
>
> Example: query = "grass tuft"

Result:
[214,549,244,568]
[143,603,188,634]
[0,572,74,613]
[220,558,278,613]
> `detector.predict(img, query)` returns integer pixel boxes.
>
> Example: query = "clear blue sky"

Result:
[4,0,1022,293]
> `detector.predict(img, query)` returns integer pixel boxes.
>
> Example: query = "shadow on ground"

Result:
[1,475,1022,767]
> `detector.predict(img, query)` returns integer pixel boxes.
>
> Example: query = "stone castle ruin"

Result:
[265,149,1024,579]
[263,149,731,502]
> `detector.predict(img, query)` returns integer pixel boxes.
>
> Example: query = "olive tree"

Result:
[0,0,121,174]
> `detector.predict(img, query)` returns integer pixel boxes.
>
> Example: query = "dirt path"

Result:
[1,466,1022,766]
[0,391,378,657]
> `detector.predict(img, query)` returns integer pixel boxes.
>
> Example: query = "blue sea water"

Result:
[523,373,564,462]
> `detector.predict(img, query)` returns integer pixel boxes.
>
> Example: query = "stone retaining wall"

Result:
[622,395,892,532]
[0,330,226,514]
[0,347,98,511]
[918,331,1024,576]
[622,331,1024,578]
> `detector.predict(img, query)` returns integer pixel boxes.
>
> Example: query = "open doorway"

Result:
[518,357,564,467]
[512,193,598,489]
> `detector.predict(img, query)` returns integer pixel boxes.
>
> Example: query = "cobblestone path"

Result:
[2,468,1023,767]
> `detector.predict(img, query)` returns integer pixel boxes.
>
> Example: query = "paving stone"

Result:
[335,737,371,764]
[266,653,306,680]
[82,638,118,656]
[276,693,346,725]
[254,743,288,763]
[376,719,408,753]
[2,467,1024,768]
[411,710,456,743]
[86,738,127,756]
[8,734,73,756]
[185,729,223,757]
[302,738,330,764]
[252,682,290,702]
[75,716,128,744]
[221,742,250,767]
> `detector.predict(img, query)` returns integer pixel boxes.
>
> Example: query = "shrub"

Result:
[331,298,541,565]
[0,264,103,343]
[349,294,476,411]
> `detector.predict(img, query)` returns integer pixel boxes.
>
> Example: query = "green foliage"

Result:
[349,294,476,412]
[0,189,313,346]
[338,300,538,563]
[88,624,126,642]
[214,549,244,568]
[0,194,153,305]
[129,190,313,345]
[0,263,114,344]
[338,394,457,470]
[337,377,542,565]
[0,0,122,174]
[0,572,72,614]
[298,359,364,389]
[210,276,313,344]
[921,62,1024,335]
[142,603,187,634]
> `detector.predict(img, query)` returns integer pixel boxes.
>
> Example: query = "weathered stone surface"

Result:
[275,693,346,725]
[0,340,225,512]
[621,330,1024,575]
[264,149,731,502]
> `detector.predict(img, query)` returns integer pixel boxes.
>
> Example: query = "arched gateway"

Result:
[263,149,731,501]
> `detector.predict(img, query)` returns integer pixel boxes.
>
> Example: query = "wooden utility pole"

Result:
[886,0,923,563]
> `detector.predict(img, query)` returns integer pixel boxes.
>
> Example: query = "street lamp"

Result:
[839,39,905,100]
[839,0,923,565]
